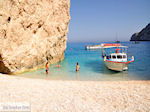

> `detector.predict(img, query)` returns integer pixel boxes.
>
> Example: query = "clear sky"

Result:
[68,0,150,42]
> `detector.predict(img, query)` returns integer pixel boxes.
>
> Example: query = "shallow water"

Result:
[18,41,150,81]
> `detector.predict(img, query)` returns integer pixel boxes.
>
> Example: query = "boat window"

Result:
[112,55,116,59]
[109,55,111,59]
[106,56,109,59]
[117,55,122,59]
[123,55,126,58]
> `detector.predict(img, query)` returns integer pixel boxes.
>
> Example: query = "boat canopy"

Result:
[101,43,128,48]
[103,43,121,46]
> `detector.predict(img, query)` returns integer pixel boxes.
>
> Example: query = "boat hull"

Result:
[85,45,102,50]
[104,61,128,71]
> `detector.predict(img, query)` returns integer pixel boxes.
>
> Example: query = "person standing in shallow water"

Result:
[76,62,80,72]
[45,62,49,74]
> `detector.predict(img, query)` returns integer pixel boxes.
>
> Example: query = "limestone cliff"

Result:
[0,0,70,74]
[130,23,150,41]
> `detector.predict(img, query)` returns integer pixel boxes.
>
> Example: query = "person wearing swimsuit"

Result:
[45,62,49,74]
[76,62,80,72]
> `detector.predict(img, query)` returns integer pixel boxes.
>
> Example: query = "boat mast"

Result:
[115,33,120,43]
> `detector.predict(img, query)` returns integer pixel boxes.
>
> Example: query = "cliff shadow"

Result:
[0,55,11,74]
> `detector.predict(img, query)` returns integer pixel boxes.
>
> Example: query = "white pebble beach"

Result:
[0,74,150,112]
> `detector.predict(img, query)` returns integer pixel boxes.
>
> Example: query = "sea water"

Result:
[19,41,150,81]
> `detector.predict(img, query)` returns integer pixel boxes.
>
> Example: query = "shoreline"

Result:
[0,74,150,112]
[9,55,64,75]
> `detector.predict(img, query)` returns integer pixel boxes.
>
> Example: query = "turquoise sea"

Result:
[19,41,150,81]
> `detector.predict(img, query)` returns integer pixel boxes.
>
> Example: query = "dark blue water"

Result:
[20,41,150,81]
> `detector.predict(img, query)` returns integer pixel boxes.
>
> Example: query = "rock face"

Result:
[0,0,70,74]
[130,23,150,41]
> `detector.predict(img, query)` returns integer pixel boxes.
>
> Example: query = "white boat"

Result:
[101,43,134,71]
[85,45,102,50]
